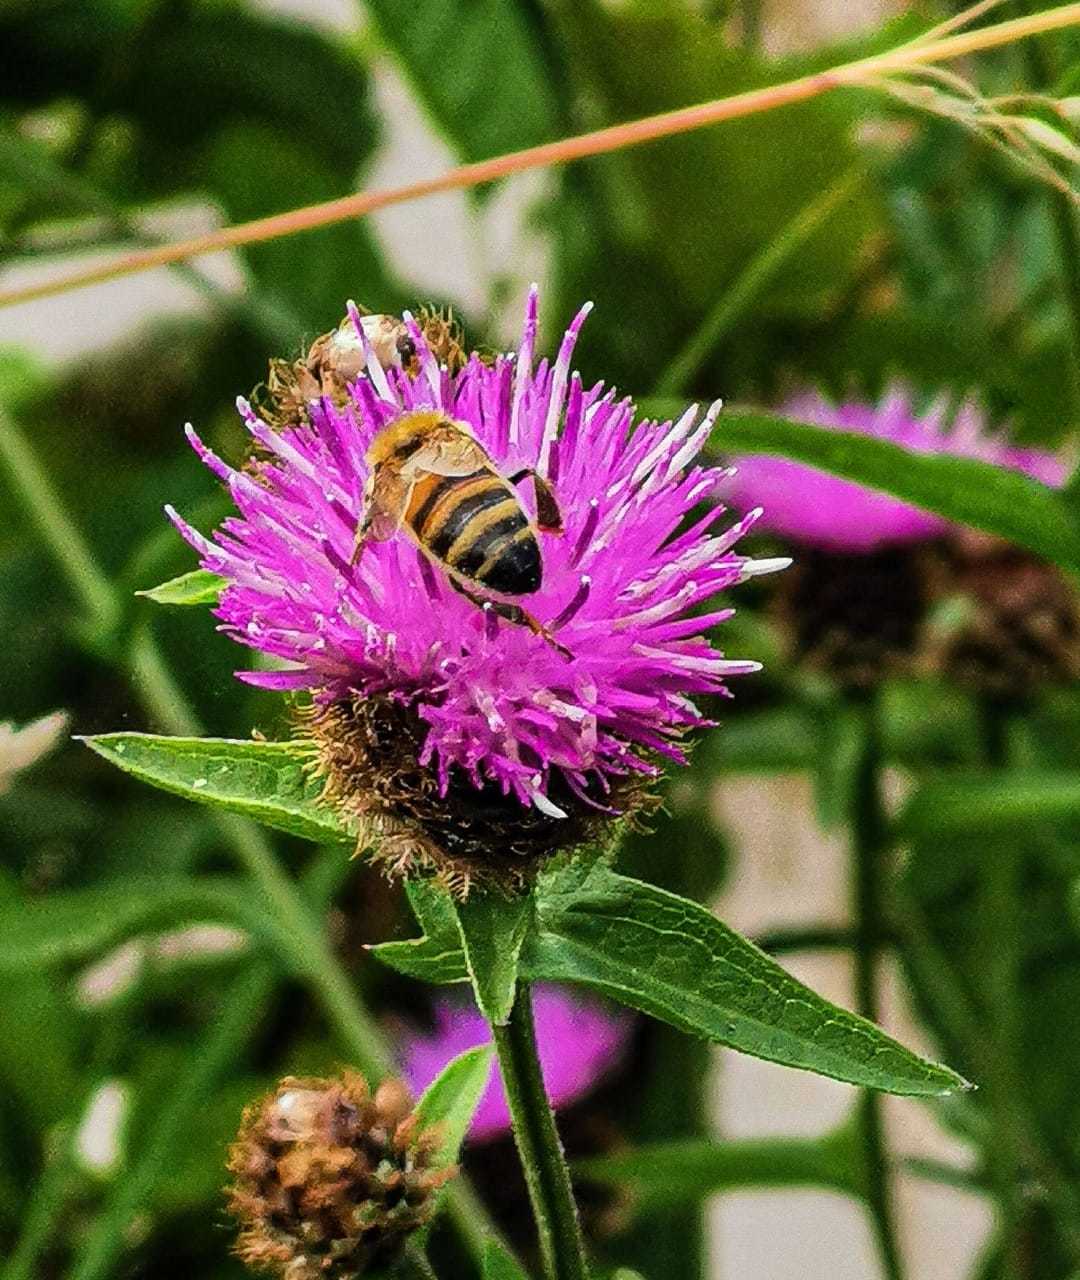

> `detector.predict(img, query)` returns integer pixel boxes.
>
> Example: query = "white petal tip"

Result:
[741,556,792,578]
[531,789,568,820]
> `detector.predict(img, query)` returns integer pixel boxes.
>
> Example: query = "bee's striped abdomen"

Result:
[406,470,542,596]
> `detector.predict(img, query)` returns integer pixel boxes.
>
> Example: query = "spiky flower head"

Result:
[725,386,1073,693]
[400,985,630,1143]
[168,289,773,889]
[226,1072,451,1280]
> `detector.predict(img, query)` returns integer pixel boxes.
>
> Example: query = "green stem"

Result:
[490,983,589,1280]
[977,699,1030,1279]
[0,407,119,641]
[1,1139,80,1280]
[850,695,906,1280]
[654,166,864,396]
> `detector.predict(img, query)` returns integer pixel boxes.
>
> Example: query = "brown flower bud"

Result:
[226,1072,454,1279]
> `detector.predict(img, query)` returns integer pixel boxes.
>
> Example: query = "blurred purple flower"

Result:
[400,986,632,1143]
[167,288,774,818]
[726,387,1068,554]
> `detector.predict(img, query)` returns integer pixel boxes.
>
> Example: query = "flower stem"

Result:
[850,694,906,1280]
[3,4,1078,309]
[490,983,590,1280]
[655,165,864,396]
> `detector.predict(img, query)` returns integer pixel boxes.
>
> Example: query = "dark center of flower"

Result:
[782,545,931,689]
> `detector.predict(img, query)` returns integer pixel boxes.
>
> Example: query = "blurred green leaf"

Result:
[204,122,400,334]
[80,734,347,845]
[574,1127,862,1206]
[706,408,1080,570]
[899,773,1080,839]
[529,861,967,1096]
[361,0,559,161]
[482,1240,531,1280]
[454,891,532,1026]
[137,569,225,608]
[712,707,817,772]
[0,7,377,176]
[0,877,263,973]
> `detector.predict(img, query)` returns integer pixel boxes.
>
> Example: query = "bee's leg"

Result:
[449,577,572,659]
[508,468,562,534]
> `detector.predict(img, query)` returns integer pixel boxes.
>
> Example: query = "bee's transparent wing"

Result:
[352,471,411,559]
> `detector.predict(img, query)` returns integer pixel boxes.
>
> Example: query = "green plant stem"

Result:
[1,1139,80,1280]
[490,983,589,1280]
[0,408,119,642]
[977,699,1031,1279]
[654,166,864,396]
[850,694,906,1280]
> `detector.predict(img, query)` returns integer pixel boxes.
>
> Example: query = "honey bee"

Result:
[353,410,566,651]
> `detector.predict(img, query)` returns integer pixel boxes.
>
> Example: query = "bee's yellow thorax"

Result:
[366,411,450,466]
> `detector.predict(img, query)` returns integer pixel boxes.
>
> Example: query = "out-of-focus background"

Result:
[2,1,1078,1277]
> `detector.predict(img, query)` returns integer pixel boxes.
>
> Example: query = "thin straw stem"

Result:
[2,4,1079,310]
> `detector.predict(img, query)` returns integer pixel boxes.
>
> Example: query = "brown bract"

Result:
[226,1071,453,1280]
[300,695,651,898]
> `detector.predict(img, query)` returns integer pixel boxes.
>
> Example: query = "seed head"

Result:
[226,1072,453,1279]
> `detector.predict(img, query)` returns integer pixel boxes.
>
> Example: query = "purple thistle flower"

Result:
[725,387,1068,554]
[399,986,631,1143]
[166,289,775,873]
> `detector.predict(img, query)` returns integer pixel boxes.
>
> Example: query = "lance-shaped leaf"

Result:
[137,569,225,607]
[454,891,533,1026]
[414,1042,494,1171]
[0,876,296,973]
[574,1127,863,1207]
[482,1241,531,1280]
[898,773,1080,839]
[81,734,347,844]
[527,862,968,1097]
[678,405,1080,571]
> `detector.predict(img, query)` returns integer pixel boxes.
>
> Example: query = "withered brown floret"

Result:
[226,1072,453,1280]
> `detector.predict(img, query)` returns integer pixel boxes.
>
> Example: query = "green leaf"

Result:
[528,862,968,1097]
[454,891,533,1026]
[574,1128,862,1207]
[368,880,470,983]
[708,408,1080,571]
[361,0,559,162]
[414,1043,494,1172]
[136,569,225,608]
[899,773,1080,839]
[482,1240,531,1280]
[80,734,347,845]
[373,862,968,1095]
[0,876,300,974]
[367,936,470,984]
